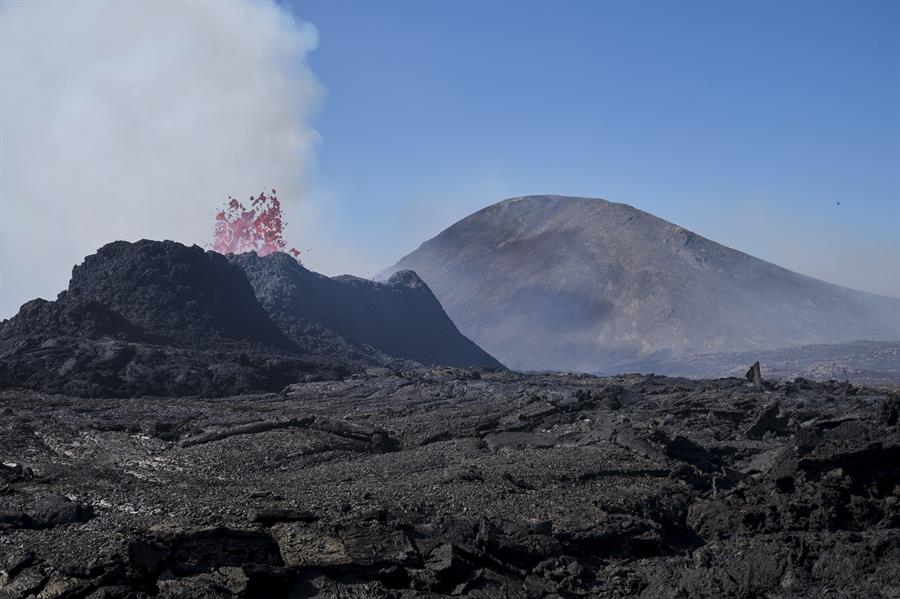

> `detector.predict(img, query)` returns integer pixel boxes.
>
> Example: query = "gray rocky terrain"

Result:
[381,195,900,373]
[612,340,900,387]
[1,369,898,598]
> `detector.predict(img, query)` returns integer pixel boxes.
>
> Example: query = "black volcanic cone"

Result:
[61,240,293,351]
[0,240,501,397]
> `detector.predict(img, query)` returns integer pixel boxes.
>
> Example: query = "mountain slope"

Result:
[381,195,900,372]
[230,252,502,368]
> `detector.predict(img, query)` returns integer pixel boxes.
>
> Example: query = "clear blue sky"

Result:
[286,0,900,296]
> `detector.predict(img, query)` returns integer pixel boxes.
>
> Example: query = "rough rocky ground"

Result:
[611,340,900,387]
[2,369,898,598]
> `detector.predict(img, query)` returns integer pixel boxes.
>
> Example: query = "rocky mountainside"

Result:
[1,370,898,597]
[0,240,500,397]
[230,252,499,369]
[382,195,900,373]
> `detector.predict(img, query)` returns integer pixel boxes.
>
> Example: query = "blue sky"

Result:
[286,0,900,296]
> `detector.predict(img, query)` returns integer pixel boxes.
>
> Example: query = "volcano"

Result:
[0,240,499,397]
[381,195,900,373]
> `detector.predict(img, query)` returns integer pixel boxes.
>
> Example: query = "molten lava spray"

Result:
[212,190,301,260]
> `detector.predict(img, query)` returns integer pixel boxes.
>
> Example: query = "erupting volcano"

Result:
[212,189,302,260]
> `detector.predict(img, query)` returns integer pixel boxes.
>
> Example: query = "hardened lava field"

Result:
[1,369,898,598]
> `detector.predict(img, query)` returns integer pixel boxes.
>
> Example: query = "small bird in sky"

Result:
[836,201,841,206]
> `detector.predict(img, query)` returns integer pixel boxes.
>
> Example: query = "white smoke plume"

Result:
[0,0,322,318]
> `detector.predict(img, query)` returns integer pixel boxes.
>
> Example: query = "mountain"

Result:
[381,195,900,373]
[0,240,500,397]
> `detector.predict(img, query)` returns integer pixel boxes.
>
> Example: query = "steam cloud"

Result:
[0,0,322,318]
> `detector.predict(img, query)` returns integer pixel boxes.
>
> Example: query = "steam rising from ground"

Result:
[0,0,322,318]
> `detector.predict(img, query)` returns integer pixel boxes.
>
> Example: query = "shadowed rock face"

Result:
[230,252,501,369]
[381,195,900,373]
[0,240,500,397]
[64,240,293,351]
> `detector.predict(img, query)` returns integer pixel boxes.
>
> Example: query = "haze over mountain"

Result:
[382,195,900,373]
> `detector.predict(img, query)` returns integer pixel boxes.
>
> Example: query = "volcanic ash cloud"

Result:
[0,0,322,318]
